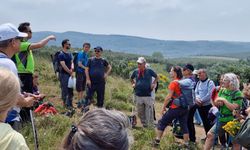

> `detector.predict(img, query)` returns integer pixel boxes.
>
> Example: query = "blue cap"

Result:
[94,46,103,51]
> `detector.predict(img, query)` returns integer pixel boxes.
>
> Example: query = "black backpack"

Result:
[51,51,62,73]
[72,52,79,72]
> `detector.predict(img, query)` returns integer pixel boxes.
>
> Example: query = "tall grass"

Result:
[20,52,202,150]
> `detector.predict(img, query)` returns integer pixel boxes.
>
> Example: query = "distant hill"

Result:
[31,31,250,58]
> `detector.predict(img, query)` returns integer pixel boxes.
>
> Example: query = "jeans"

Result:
[59,73,73,107]
[188,104,213,142]
[85,82,105,107]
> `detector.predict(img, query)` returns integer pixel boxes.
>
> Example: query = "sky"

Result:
[1,0,250,42]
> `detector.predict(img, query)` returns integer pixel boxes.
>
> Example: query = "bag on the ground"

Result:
[173,78,195,108]
[172,119,183,139]
[68,76,76,89]
[233,117,250,148]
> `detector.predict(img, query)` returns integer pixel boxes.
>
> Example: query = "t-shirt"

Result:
[0,123,29,150]
[0,53,21,122]
[131,68,157,96]
[87,57,109,83]
[218,89,243,123]
[58,51,73,74]
[77,51,88,73]
[168,80,181,109]
[15,41,34,74]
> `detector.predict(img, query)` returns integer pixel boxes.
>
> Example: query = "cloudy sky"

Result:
[1,0,250,41]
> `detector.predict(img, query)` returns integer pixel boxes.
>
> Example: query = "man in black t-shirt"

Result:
[58,39,74,108]
[85,46,111,108]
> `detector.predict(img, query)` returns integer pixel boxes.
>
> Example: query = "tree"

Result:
[152,51,164,60]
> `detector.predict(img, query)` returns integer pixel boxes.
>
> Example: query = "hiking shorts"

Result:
[157,107,189,134]
[76,72,86,92]
[209,121,227,137]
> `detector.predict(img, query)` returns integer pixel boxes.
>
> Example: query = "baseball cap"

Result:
[183,64,194,71]
[0,23,27,42]
[137,57,146,64]
[94,46,103,51]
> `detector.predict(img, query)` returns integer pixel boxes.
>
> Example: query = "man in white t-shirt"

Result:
[0,23,35,130]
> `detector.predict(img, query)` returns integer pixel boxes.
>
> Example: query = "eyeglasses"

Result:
[66,43,71,46]
[95,50,101,53]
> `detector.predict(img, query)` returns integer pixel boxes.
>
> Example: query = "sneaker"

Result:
[152,139,160,147]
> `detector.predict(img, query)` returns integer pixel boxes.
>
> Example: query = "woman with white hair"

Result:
[63,108,131,150]
[0,69,29,149]
[204,73,243,150]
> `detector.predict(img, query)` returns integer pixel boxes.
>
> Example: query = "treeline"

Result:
[33,46,250,84]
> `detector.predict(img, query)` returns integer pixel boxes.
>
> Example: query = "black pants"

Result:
[85,82,105,108]
[187,104,212,142]
[19,73,33,122]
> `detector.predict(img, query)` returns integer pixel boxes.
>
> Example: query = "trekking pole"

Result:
[212,111,220,150]
[30,109,39,150]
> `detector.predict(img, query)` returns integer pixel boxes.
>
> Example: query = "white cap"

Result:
[193,69,199,75]
[0,23,27,41]
[137,57,146,64]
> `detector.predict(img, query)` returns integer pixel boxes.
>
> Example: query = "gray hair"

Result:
[63,108,130,150]
[0,68,20,112]
[224,73,240,91]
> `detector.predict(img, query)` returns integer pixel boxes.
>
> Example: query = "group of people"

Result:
[0,21,250,150]
[0,22,128,150]
[56,39,112,110]
[129,56,250,149]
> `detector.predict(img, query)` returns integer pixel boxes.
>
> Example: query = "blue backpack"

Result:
[173,78,195,108]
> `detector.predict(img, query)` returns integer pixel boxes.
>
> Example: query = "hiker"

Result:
[85,46,112,108]
[0,23,36,130]
[130,57,158,127]
[187,68,215,143]
[58,39,74,108]
[0,69,29,149]
[154,66,189,147]
[62,108,131,150]
[76,43,90,108]
[204,73,243,150]
[13,22,55,122]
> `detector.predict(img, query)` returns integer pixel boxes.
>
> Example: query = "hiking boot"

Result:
[152,139,160,147]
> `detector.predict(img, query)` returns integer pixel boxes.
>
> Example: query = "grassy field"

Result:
[20,54,204,150]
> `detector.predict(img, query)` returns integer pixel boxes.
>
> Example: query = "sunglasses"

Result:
[95,50,101,53]
[15,37,22,40]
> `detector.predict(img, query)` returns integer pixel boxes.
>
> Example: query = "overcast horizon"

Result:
[1,0,250,42]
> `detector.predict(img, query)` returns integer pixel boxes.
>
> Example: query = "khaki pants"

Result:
[135,96,154,127]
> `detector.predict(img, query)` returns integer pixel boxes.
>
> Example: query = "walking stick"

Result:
[30,109,39,150]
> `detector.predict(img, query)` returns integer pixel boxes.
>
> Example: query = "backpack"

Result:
[173,78,195,108]
[51,51,62,73]
[233,117,250,148]
[72,52,79,72]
